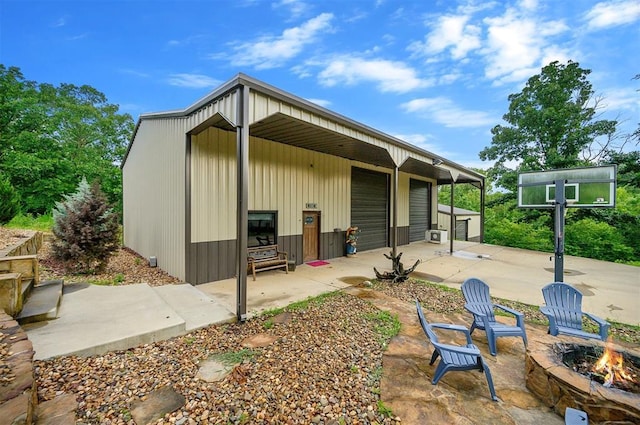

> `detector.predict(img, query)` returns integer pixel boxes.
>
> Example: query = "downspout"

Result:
[236,85,250,321]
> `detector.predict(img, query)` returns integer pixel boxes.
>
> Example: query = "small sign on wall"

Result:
[305,203,318,209]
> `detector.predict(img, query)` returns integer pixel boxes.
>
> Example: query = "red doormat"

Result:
[307,260,330,267]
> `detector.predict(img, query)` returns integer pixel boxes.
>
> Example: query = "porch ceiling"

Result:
[249,113,396,168]
[399,157,482,186]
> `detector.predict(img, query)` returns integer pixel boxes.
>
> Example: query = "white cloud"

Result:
[167,73,221,89]
[393,133,442,154]
[272,0,309,20]
[317,56,431,93]
[306,98,331,108]
[409,14,482,60]
[51,17,66,28]
[584,0,640,30]
[481,7,569,84]
[401,97,496,128]
[222,13,333,69]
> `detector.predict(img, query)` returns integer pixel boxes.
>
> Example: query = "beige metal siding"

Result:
[185,90,239,130]
[123,118,186,279]
[248,137,352,236]
[437,212,481,240]
[190,127,237,242]
[190,133,352,241]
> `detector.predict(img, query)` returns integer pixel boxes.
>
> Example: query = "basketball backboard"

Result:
[518,165,616,208]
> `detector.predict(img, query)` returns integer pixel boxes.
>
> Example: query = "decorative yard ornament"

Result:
[374,251,420,284]
[345,226,360,257]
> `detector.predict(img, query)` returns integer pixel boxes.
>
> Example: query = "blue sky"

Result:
[1,0,639,169]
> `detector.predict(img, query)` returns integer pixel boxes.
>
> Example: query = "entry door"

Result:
[303,211,320,262]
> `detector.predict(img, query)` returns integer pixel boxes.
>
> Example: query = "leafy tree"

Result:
[601,150,640,188]
[479,61,617,192]
[0,172,20,224]
[51,178,120,273]
[565,218,633,263]
[0,65,134,215]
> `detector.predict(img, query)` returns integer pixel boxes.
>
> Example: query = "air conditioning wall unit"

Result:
[427,229,448,244]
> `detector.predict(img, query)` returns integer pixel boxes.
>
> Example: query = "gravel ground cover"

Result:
[35,293,398,424]
[0,227,32,251]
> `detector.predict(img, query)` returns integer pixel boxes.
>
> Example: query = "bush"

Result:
[52,178,120,273]
[565,218,634,263]
[0,173,20,225]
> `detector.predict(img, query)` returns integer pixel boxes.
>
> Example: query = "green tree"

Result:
[565,218,633,263]
[479,61,617,192]
[601,150,640,188]
[51,178,120,273]
[437,168,487,212]
[0,172,20,224]
[0,65,134,215]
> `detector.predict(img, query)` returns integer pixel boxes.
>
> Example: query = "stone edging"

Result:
[0,231,43,258]
[525,339,640,423]
[0,311,37,424]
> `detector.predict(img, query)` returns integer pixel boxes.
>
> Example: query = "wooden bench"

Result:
[247,245,289,281]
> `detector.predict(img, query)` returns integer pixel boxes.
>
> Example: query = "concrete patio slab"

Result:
[23,283,186,360]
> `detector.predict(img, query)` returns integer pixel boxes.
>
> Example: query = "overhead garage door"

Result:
[351,167,389,251]
[409,179,430,242]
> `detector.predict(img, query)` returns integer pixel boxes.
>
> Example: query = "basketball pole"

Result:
[553,179,566,282]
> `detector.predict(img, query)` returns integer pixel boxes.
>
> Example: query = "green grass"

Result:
[377,400,394,417]
[5,213,54,232]
[260,291,340,317]
[262,318,274,330]
[212,348,256,366]
[364,310,401,346]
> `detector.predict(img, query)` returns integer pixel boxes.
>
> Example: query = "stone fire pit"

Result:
[526,339,640,423]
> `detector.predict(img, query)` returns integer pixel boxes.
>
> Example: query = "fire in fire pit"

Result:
[526,341,640,423]
[559,342,640,393]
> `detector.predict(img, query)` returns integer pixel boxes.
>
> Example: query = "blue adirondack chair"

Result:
[461,278,528,356]
[565,407,589,424]
[540,282,609,341]
[415,299,498,401]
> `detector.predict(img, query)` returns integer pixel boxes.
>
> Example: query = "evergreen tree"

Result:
[0,172,20,224]
[52,178,119,273]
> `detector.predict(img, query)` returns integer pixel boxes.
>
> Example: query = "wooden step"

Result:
[21,277,34,304]
[16,280,64,325]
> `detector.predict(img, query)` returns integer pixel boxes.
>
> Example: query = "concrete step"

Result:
[16,280,64,325]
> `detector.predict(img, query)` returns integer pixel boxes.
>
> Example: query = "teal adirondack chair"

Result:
[540,282,609,341]
[461,278,528,356]
[415,299,498,401]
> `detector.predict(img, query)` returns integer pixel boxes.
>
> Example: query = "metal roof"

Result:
[250,113,396,168]
[124,73,485,187]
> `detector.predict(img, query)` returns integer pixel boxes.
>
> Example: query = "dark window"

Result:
[248,211,277,247]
